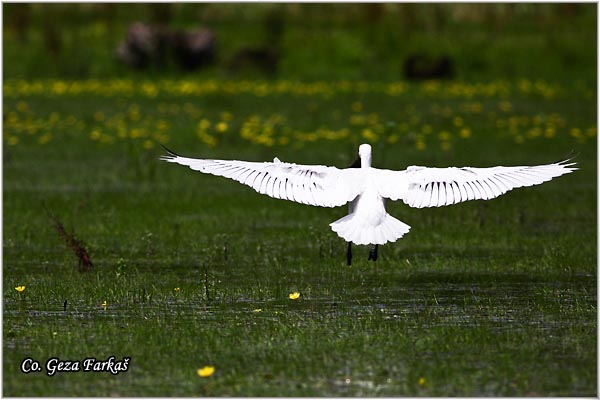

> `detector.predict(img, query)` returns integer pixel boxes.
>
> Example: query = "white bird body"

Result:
[161,143,576,248]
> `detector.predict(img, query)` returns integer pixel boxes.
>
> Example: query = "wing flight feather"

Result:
[161,152,362,208]
[376,160,577,208]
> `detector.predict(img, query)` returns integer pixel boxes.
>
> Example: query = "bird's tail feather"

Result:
[330,213,411,245]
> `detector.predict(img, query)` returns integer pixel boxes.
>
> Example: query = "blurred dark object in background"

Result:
[116,22,215,70]
[227,7,284,76]
[404,53,455,81]
[115,22,169,69]
[171,29,216,70]
[228,47,279,75]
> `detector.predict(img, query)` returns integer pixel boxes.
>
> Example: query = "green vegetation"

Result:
[3,3,597,397]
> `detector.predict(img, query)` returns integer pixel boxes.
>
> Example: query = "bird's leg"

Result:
[346,242,352,266]
[368,245,379,261]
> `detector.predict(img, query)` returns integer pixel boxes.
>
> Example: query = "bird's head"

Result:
[359,143,371,157]
[358,144,372,168]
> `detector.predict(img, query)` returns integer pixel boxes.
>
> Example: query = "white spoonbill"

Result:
[161,144,576,265]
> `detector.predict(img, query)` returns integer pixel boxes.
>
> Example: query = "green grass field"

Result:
[4,5,596,396]
[3,76,596,396]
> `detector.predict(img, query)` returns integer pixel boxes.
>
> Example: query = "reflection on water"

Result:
[6,276,595,331]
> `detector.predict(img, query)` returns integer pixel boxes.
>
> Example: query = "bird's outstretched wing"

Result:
[376,159,577,208]
[160,149,362,207]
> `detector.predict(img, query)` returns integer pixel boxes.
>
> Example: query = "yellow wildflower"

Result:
[216,122,228,133]
[197,366,215,377]
[141,82,158,97]
[418,377,426,387]
[438,131,451,141]
[90,129,102,141]
[514,135,524,144]
[198,119,211,130]
[99,134,115,145]
[387,134,399,144]
[197,131,217,147]
[38,133,52,145]
[15,286,25,293]
[289,292,300,300]
[361,128,379,142]
[586,127,597,137]
[143,140,155,150]
[219,111,233,121]
[156,120,169,131]
[101,301,108,310]
[129,128,144,139]
[253,308,263,313]
[174,287,181,293]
